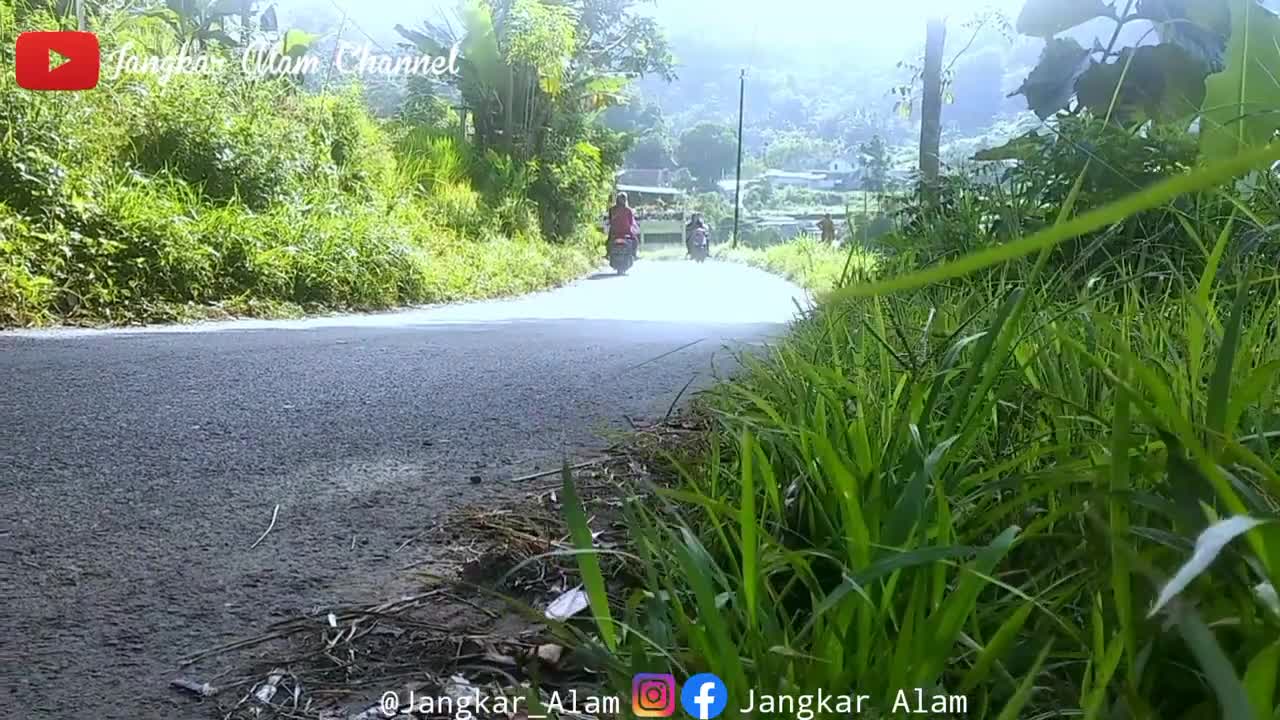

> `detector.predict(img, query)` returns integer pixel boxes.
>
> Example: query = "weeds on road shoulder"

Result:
[715,236,880,293]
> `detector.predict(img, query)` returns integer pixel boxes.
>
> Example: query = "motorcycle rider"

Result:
[685,212,709,257]
[606,192,640,258]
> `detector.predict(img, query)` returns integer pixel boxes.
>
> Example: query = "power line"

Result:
[324,0,393,55]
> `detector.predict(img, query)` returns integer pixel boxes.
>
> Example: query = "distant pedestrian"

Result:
[818,213,837,245]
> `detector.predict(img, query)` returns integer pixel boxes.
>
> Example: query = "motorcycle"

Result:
[608,234,638,274]
[687,227,709,262]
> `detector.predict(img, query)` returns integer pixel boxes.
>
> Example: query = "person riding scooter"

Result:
[685,212,709,257]
[607,192,640,258]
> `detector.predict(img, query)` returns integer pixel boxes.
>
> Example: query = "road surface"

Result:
[0,260,804,719]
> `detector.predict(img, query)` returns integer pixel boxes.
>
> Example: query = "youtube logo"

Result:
[15,31,100,91]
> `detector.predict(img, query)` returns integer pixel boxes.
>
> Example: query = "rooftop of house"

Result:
[615,184,685,197]
[716,178,763,192]
[764,170,828,181]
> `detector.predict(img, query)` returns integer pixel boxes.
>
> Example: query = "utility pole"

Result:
[731,68,746,249]
[75,0,85,30]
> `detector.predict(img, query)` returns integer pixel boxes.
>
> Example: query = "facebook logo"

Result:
[679,673,727,719]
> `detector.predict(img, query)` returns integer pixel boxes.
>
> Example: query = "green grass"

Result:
[714,235,880,293]
[0,176,597,327]
[557,144,1280,717]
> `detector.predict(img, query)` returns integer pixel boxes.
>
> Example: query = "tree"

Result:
[393,0,673,239]
[604,97,675,167]
[396,0,672,163]
[567,0,676,81]
[763,130,845,171]
[919,17,946,189]
[892,7,1012,182]
[858,134,891,192]
[133,0,281,51]
[626,133,676,168]
[602,99,667,135]
[990,0,1280,163]
[677,123,738,190]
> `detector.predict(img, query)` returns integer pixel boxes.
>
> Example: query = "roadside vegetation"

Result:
[560,1,1280,717]
[714,237,877,294]
[0,0,670,327]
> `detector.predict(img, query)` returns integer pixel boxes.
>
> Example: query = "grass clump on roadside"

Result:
[714,235,879,293]
[554,124,1280,715]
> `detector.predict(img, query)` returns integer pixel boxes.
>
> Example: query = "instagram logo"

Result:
[632,673,676,717]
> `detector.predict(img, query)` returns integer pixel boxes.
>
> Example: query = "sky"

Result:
[646,0,1024,51]
[266,0,1280,100]
[271,0,1028,56]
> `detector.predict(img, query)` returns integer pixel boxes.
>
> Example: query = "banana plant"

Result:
[396,0,628,160]
[138,0,278,50]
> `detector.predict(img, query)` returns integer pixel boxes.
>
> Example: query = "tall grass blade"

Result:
[1207,270,1252,439]
[1172,602,1255,720]
[823,143,1280,300]
[915,526,1019,686]
[1244,640,1280,720]
[560,464,617,651]
[738,431,759,631]
[1152,516,1273,617]
[993,641,1053,720]
[958,601,1035,693]
[673,527,747,694]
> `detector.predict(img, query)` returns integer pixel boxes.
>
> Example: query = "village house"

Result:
[757,159,864,191]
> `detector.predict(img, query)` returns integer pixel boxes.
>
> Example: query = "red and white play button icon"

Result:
[15,31,100,91]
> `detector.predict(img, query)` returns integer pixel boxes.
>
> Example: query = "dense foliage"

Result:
[0,0,663,326]
[676,122,738,190]
[394,0,670,240]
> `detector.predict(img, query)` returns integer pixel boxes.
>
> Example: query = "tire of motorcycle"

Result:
[610,253,633,274]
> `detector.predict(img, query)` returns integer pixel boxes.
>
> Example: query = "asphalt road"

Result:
[0,259,804,719]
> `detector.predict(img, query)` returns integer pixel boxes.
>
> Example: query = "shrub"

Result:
[123,74,316,209]
[399,78,461,132]
[421,182,486,237]
[565,252,1280,719]
[0,11,598,326]
[897,116,1219,276]
[530,119,619,241]
[0,205,57,325]
[303,89,399,201]
[396,128,472,194]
